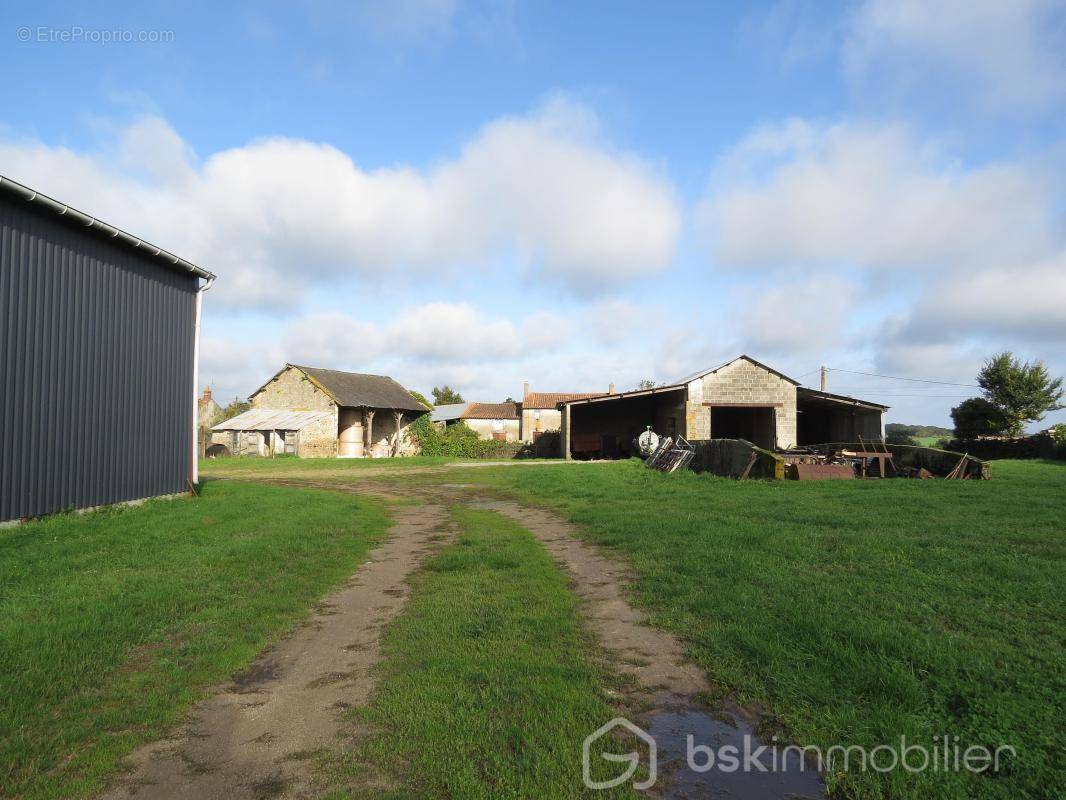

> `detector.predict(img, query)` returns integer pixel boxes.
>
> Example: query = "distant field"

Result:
[401,459,1066,800]
[915,435,947,446]
[0,481,388,800]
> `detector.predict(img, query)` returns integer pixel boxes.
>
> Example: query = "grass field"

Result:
[404,459,1065,799]
[0,480,389,800]
[914,435,947,447]
[322,506,636,798]
[7,456,1064,800]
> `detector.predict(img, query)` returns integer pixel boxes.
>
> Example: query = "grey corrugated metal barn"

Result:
[0,175,215,522]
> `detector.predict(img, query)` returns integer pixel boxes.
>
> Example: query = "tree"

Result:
[408,390,433,410]
[951,398,1010,439]
[219,396,252,422]
[431,385,463,405]
[976,352,1063,436]
[636,379,657,390]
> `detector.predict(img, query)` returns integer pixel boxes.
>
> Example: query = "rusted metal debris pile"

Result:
[780,436,989,480]
[645,434,696,473]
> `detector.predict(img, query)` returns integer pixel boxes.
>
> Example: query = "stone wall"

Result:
[464,418,521,442]
[691,439,785,479]
[298,414,339,458]
[521,408,561,442]
[695,359,797,448]
[252,366,335,411]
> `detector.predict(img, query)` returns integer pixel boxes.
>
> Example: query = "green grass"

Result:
[0,479,389,800]
[398,459,1066,800]
[323,506,637,799]
[915,435,947,446]
[200,454,460,474]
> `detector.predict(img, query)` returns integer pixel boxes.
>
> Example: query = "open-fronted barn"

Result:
[0,175,214,522]
[558,355,886,459]
[235,364,429,458]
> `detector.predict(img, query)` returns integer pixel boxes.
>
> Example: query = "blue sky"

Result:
[3,0,1065,428]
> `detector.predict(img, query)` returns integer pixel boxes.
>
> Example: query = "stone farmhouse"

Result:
[431,402,520,441]
[519,382,611,443]
[212,364,428,458]
[558,355,886,459]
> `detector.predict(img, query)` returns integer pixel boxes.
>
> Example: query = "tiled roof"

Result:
[523,391,604,409]
[463,402,518,420]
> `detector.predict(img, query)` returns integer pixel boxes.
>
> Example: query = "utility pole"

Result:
[820,366,827,392]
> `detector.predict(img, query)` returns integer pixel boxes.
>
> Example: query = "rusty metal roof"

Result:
[524,391,604,409]
[212,408,332,431]
[463,402,518,420]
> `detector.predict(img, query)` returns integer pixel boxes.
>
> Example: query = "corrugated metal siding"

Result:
[1,194,197,521]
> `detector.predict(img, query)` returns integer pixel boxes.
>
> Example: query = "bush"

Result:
[1053,425,1066,460]
[408,416,519,459]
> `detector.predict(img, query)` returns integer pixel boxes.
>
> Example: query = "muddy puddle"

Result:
[648,704,824,799]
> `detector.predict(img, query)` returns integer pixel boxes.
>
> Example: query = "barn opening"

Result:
[565,386,686,459]
[707,405,777,449]
[796,388,885,445]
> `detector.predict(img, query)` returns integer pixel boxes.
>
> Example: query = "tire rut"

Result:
[100,501,452,800]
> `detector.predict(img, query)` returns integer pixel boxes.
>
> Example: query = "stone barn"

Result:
[558,355,886,459]
[217,364,429,458]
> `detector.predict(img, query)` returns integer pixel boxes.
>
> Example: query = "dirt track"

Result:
[102,474,757,798]
[101,497,451,800]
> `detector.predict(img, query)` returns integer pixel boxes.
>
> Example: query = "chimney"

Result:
[523,381,530,401]
[608,382,615,395]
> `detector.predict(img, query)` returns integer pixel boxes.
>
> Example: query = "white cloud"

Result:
[700,120,1053,272]
[0,99,680,308]
[278,301,527,371]
[583,298,645,345]
[280,311,386,367]
[352,0,460,40]
[386,302,521,361]
[731,274,860,357]
[198,335,283,403]
[892,250,1066,344]
[844,0,1066,113]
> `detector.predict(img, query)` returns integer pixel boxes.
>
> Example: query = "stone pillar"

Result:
[364,409,376,458]
[562,404,572,460]
[392,410,404,456]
